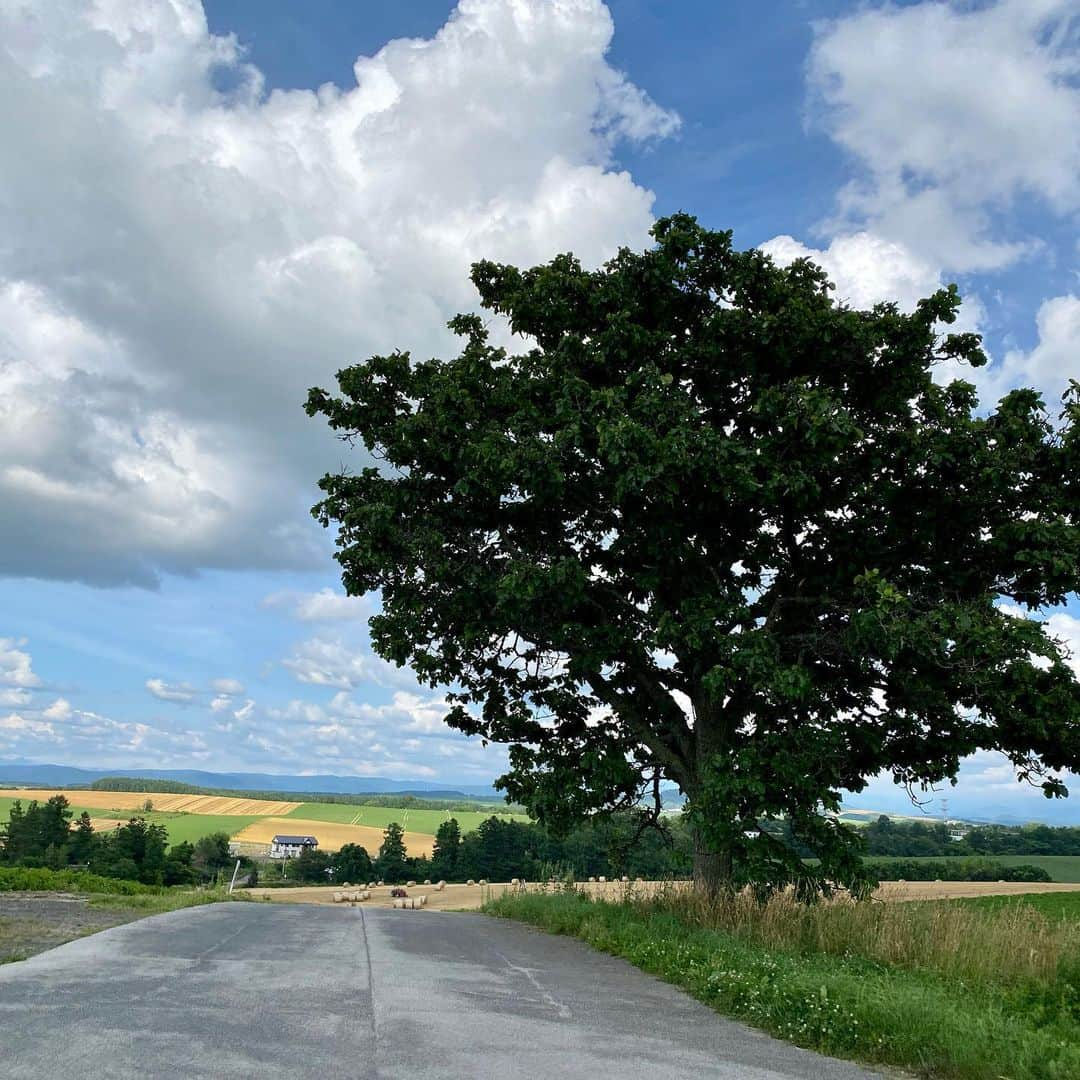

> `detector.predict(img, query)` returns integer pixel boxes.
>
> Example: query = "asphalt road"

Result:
[0,902,881,1079]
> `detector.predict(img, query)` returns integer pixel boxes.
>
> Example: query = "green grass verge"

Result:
[484,891,1080,1080]
[955,891,1080,922]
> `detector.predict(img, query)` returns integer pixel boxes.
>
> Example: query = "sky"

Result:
[0,0,1078,823]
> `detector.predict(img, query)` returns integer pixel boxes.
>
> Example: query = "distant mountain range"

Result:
[0,762,501,800]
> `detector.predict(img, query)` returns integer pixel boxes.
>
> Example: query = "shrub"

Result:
[0,865,155,894]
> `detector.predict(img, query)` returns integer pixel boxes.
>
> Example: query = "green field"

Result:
[284,801,527,834]
[955,890,1080,921]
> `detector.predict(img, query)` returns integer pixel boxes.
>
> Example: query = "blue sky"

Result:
[0,1,1077,822]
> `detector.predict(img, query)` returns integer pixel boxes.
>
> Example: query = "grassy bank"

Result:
[484,888,1080,1079]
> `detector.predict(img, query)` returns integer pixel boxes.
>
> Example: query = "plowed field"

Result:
[1,789,300,816]
[231,816,435,857]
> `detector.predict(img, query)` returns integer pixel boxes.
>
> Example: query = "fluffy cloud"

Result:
[262,588,373,623]
[145,678,197,703]
[808,0,1079,271]
[282,637,421,692]
[760,231,952,313]
[0,637,41,692]
[989,294,1080,404]
[0,0,676,587]
[211,678,244,695]
[0,701,211,765]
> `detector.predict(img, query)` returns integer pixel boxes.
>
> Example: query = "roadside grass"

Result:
[87,886,252,915]
[953,891,1080,922]
[484,888,1080,1079]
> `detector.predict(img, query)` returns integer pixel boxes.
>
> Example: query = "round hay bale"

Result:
[598,876,607,883]
[479,878,488,886]
[436,881,446,891]
[588,876,596,883]
[377,880,385,886]
[333,891,344,903]
[342,882,351,888]
[424,879,431,885]
[407,880,416,887]
[621,875,629,882]
[467,879,475,886]
[418,895,427,906]
[393,898,405,909]
[510,878,519,886]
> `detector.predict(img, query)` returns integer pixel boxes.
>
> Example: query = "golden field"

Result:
[248,878,1080,911]
[1,789,301,816]
[231,816,435,857]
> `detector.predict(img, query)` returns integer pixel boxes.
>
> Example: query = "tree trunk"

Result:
[692,826,733,896]
[689,685,735,896]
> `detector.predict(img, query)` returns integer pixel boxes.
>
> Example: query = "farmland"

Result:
[0,787,512,853]
[283,800,527,834]
[232,816,435,858]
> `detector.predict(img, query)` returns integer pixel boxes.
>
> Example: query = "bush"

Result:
[867,858,1052,882]
[0,865,155,894]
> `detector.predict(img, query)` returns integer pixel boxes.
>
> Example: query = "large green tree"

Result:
[307,214,1080,896]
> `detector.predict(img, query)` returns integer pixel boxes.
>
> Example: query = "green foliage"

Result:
[431,818,461,879]
[0,796,73,864]
[291,846,334,883]
[486,891,1080,1079]
[333,843,373,883]
[865,858,1052,882]
[375,821,410,883]
[0,866,154,894]
[308,213,1080,896]
[191,832,233,883]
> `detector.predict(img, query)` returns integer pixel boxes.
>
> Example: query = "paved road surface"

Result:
[0,903,881,1079]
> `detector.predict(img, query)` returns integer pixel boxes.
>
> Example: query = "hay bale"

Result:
[377,880,385,886]
[342,882,351,888]
[479,878,488,886]
[467,879,475,886]
[436,881,446,891]
[393,898,405,909]
[418,895,427,906]
[424,879,431,885]
[621,875,629,882]
[598,875,607,883]
[510,878,519,886]
[333,891,344,903]
[588,876,596,883]
[406,880,416,887]
[368,881,376,888]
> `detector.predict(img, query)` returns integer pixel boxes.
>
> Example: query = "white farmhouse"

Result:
[270,834,318,859]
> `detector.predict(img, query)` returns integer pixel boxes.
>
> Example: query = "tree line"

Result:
[0,796,241,886]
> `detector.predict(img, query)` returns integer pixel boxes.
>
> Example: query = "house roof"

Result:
[271,835,318,845]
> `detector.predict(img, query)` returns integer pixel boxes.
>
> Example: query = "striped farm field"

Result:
[0,789,300,816]
[232,816,435,858]
[285,801,527,835]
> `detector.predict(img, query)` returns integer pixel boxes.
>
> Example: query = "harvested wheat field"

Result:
[1,789,300,816]
[248,877,1080,912]
[232,816,435,857]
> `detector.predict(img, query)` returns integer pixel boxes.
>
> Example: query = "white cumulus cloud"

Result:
[0,0,676,587]
[145,678,197,703]
[808,0,1080,272]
